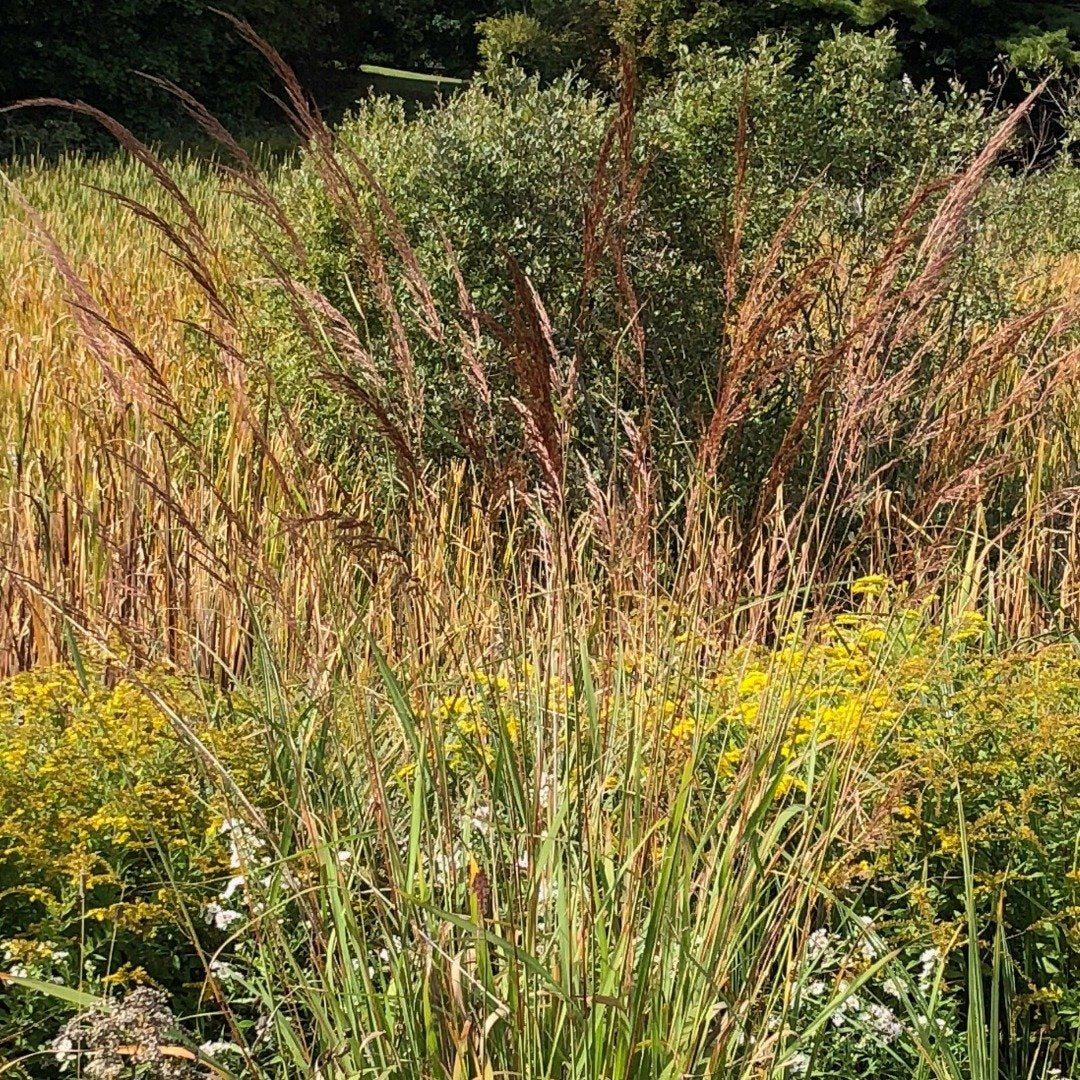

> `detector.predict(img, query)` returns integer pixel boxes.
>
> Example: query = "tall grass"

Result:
[4,55,1080,682]
[220,617,891,1078]
[3,30,1080,1078]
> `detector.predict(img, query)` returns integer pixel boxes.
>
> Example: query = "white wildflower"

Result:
[915,1013,947,1031]
[860,1002,904,1043]
[829,984,862,1027]
[806,928,831,959]
[209,958,242,983]
[204,901,244,931]
[370,935,403,973]
[856,915,880,960]
[469,804,491,836]
[220,817,266,870]
[220,874,245,901]
[50,987,184,1080]
[199,1041,243,1059]
[52,1034,77,1070]
[433,845,466,880]
[537,772,554,807]
[918,947,940,989]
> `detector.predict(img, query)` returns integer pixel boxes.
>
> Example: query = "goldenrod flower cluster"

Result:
[0,659,263,999]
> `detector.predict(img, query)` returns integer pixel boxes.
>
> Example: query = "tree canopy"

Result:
[479,0,1080,82]
[0,0,492,147]
[1,0,1077,151]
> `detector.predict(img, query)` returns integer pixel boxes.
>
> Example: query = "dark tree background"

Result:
[901,1,1080,80]
[1,0,1077,150]
[0,0,497,148]
[480,0,1080,82]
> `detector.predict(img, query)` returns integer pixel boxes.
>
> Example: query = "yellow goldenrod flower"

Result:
[851,574,889,598]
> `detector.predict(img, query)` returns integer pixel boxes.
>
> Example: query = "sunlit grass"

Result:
[3,52,1080,1078]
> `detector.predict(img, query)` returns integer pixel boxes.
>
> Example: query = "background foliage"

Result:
[0,0,492,149]
[3,0,1079,152]
[479,0,1080,83]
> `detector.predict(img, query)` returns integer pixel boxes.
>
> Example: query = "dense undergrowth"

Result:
[3,24,1080,1080]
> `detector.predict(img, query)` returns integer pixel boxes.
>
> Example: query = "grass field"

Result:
[4,47,1080,1080]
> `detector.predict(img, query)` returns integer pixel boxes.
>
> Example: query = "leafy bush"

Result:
[647,33,988,241]
[275,32,996,497]
[273,66,611,471]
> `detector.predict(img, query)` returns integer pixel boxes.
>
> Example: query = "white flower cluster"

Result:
[203,817,269,933]
[363,934,405,979]
[806,928,832,960]
[828,984,902,1042]
[1,939,68,982]
[826,986,905,1042]
[468,803,491,836]
[918,947,939,990]
[204,901,245,931]
[787,1050,811,1075]
[208,958,243,983]
[862,1002,904,1042]
[198,1039,243,1061]
[784,922,931,1074]
[855,915,881,961]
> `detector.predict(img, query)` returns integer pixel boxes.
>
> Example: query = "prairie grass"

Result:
[5,71,1080,682]
[3,35,1080,1079]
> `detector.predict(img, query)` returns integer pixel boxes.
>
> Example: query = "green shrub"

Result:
[274,67,612,471]
[274,32,994,499]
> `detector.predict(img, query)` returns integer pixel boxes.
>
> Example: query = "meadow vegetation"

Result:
[4,24,1080,1080]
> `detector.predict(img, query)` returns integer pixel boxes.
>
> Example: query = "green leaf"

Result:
[0,972,102,1009]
